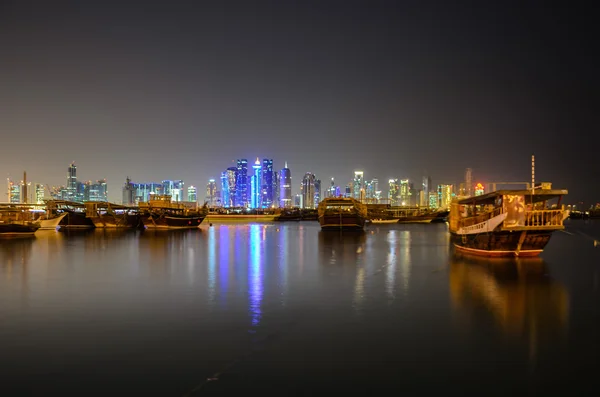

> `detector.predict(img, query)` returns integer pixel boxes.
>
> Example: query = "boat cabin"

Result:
[449,187,568,234]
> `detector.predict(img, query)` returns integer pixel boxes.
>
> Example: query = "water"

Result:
[0,220,599,396]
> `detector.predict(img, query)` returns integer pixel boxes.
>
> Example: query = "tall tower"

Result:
[352,171,364,200]
[187,185,198,202]
[251,158,262,209]
[67,162,77,200]
[302,173,316,209]
[279,162,292,208]
[465,168,473,197]
[236,159,248,207]
[261,158,274,208]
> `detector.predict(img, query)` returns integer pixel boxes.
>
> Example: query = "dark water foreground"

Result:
[0,220,599,396]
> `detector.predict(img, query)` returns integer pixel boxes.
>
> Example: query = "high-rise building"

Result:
[279,162,292,208]
[273,171,279,208]
[399,179,411,206]
[251,158,262,209]
[7,178,20,203]
[302,173,316,209]
[221,172,231,207]
[388,179,399,205]
[421,176,432,206]
[122,177,135,205]
[86,179,107,202]
[236,159,248,207]
[34,183,45,204]
[465,168,473,197]
[437,184,453,209]
[314,179,321,207]
[205,179,217,205]
[67,162,77,201]
[188,185,198,202]
[221,167,237,207]
[429,192,439,209]
[261,158,274,208]
[352,171,364,200]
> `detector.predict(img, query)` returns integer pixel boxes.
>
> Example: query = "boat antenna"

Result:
[531,154,535,206]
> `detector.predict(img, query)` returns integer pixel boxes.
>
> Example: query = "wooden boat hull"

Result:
[319,214,366,230]
[90,214,142,228]
[0,223,39,237]
[205,214,279,222]
[59,210,95,229]
[450,230,555,257]
[38,213,68,230]
[142,214,205,229]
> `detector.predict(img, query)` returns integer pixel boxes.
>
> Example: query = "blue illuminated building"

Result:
[261,158,273,208]
[236,159,248,207]
[251,158,262,209]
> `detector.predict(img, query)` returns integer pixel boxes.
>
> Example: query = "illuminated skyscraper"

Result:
[236,159,248,207]
[261,158,274,208]
[429,192,439,209]
[352,171,364,199]
[221,172,230,207]
[273,171,279,207]
[251,158,262,209]
[465,168,473,197]
[122,177,135,205]
[67,162,77,200]
[279,162,292,208]
[86,179,107,201]
[188,185,198,202]
[35,183,45,204]
[399,179,410,206]
[437,184,453,209]
[314,178,321,206]
[421,176,432,206]
[302,173,316,209]
[388,179,399,205]
[205,179,217,205]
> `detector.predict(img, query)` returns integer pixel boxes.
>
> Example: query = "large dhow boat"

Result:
[139,195,207,229]
[448,184,568,257]
[0,208,40,237]
[318,197,367,230]
[84,202,141,228]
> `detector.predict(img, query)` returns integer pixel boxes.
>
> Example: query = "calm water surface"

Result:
[1,220,599,396]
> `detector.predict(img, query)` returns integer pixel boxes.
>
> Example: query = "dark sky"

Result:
[1,1,597,204]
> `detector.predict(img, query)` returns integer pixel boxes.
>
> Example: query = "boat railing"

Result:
[523,209,565,227]
[458,207,503,229]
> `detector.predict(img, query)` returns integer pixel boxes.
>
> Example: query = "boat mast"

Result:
[531,154,535,207]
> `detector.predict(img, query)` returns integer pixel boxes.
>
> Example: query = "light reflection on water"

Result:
[0,222,598,395]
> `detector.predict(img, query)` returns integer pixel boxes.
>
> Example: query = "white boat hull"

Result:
[38,213,67,230]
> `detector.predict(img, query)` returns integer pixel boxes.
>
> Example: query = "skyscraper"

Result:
[35,183,45,204]
[353,171,364,199]
[187,185,197,202]
[273,171,279,208]
[67,162,77,200]
[399,179,411,206]
[261,158,274,208]
[205,179,217,205]
[251,158,262,209]
[302,173,316,209]
[236,159,248,207]
[221,171,230,207]
[438,184,453,209]
[421,176,432,206]
[465,168,473,197]
[122,177,135,205]
[388,179,399,206]
[314,178,321,206]
[279,162,292,208]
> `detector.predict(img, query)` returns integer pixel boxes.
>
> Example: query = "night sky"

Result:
[1,1,597,204]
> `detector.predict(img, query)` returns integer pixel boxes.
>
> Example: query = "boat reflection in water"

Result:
[449,253,569,359]
[318,230,367,265]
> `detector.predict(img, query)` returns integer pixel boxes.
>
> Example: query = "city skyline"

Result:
[0,2,596,204]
